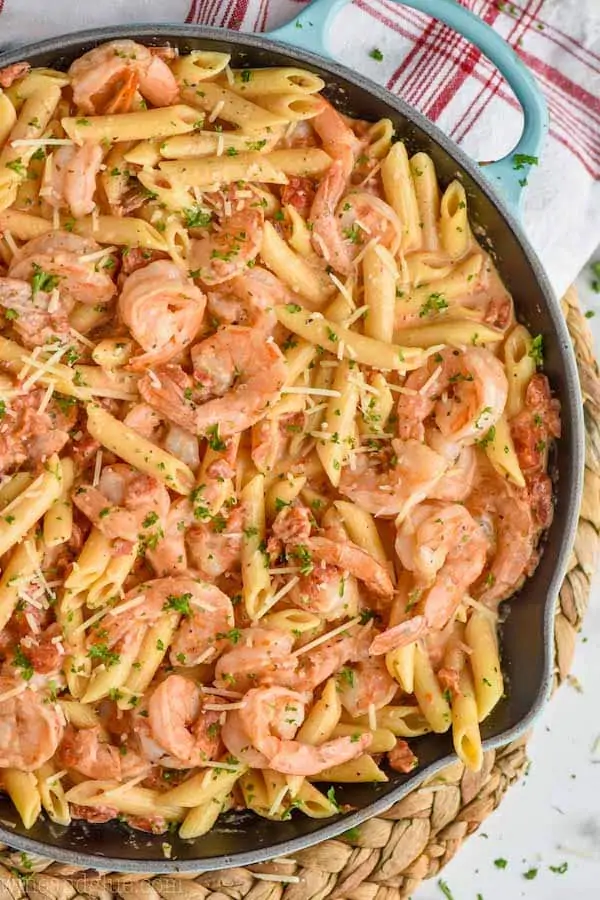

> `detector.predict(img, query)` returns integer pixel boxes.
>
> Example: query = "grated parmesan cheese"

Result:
[328,272,356,309]
[37,380,55,414]
[107,594,147,616]
[293,615,362,657]
[92,449,103,487]
[368,702,377,731]
[253,576,300,621]
[282,386,341,398]
[11,138,74,148]
[78,246,118,264]
[268,784,290,818]
[208,100,225,123]
[2,230,19,257]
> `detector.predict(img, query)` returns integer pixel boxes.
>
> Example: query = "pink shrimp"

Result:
[288,566,362,621]
[72,463,170,545]
[69,40,178,114]
[41,144,103,219]
[9,232,116,307]
[215,627,297,693]
[337,655,398,717]
[139,325,287,437]
[466,465,535,606]
[60,725,149,781]
[187,504,244,580]
[0,384,74,473]
[147,675,222,768]
[0,677,64,771]
[146,497,194,577]
[426,430,477,502]
[120,261,206,370]
[396,347,508,445]
[370,502,488,653]
[189,207,264,285]
[339,437,448,518]
[225,686,371,776]
[304,536,394,600]
[510,373,561,526]
[0,276,72,348]
[0,62,30,89]
[207,266,292,336]
[170,582,235,666]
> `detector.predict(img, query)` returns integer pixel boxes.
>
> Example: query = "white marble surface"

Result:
[415,257,600,900]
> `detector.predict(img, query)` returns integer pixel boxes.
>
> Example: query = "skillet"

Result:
[0,0,584,872]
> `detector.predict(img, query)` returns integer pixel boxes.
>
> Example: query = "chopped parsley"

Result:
[290,544,313,575]
[31,147,46,161]
[240,69,252,83]
[88,643,121,667]
[285,303,302,313]
[183,206,213,230]
[437,880,455,900]
[523,868,538,880]
[205,424,226,452]
[342,223,362,244]
[419,292,448,317]
[339,666,355,687]
[494,858,508,869]
[246,139,267,151]
[274,497,291,513]
[75,118,91,126]
[369,48,384,61]
[216,628,242,644]
[142,511,159,528]
[528,334,544,366]
[163,592,193,616]
[476,425,496,449]
[549,862,568,874]
[13,646,34,681]
[5,158,26,176]
[4,308,18,321]
[512,153,539,170]
[31,263,59,296]
[590,260,600,293]
[326,786,340,810]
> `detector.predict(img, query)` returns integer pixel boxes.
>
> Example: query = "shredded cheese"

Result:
[253,576,300,620]
[108,594,147,616]
[201,687,244,700]
[92,449,103,487]
[328,272,356,309]
[11,138,74,147]
[203,701,247,712]
[37,380,55,415]
[2,230,19,257]
[0,682,27,703]
[73,609,106,637]
[418,365,442,396]
[282,387,341,398]
[292,615,362,657]
[78,247,118,264]
[208,100,225,123]
[216,132,224,157]
[368,702,377,731]
[268,784,290,818]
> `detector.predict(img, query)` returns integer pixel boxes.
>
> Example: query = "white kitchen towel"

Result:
[0,0,598,296]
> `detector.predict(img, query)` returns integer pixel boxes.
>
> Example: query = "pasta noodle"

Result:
[0,44,558,838]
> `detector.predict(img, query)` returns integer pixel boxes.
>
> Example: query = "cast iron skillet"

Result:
[0,2,584,873]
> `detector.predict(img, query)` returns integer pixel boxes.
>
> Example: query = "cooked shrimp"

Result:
[227,686,371,776]
[146,498,193,577]
[337,655,397,717]
[396,347,508,445]
[187,504,244,580]
[69,40,178,114]
[510,373,561,477]
[72,463,170,544]
[207,266,292,335]
[123,403,163,441]
[288,566,361,621]
[466,465,535,606]
[370,502,487,652]
[215,627,297,693]
[9,232,116,307]
[42,144,103,219]
[170,582,235,665]
[305,537,393,599]
[120,261,206,370]
[147,675,221,767]
[189,208,264,285]
[0,385,73,473]
[139,325,287,437]
[337,192,402,256]
[0,677,64,771]
[308,100,367,273]
[0,62,30,89]
[60,725,148,781]
[426,430,477,502]
[339,437,448,518]
[0,276,72,348]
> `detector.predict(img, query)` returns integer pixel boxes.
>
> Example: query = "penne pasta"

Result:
[465,611,504,721]
[181,83,288,131]
[43,457,74,547]
[62,105,201,145]
[381,141,421,252]
[452,667,484,772]
[86,404,195,495]
[316,360,360,488]
[440,180,471,259]
[225,67,325,99]
[413,644,452,734]
[362,243,397,344]
[241,473,273,620]
[296,678,342,745]
[3,769,41,829]
[276,303,424,370]
[262,221,334,306]
[0,454,62,557]
[311,755,388,783]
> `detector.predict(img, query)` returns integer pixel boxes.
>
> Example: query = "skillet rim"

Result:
[0,23,585,873]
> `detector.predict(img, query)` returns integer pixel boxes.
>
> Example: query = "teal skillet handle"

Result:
[268,0,548,217]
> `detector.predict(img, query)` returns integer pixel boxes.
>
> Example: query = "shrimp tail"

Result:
[369,616,427,655]
[268,732,372,776]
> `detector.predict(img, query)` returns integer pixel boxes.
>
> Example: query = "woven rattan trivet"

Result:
[0,285,596,900]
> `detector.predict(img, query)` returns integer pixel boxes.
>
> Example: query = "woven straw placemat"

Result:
[0,285,596,900]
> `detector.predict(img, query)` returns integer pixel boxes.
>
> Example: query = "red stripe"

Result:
[185,0,199,23]
[451,0,543,144]
[536,15,600,68]
[518,48,600,117]
[550,130,599,179]
[426,4,501,120]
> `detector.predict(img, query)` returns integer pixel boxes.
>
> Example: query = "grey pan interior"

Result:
[0,24,584,873]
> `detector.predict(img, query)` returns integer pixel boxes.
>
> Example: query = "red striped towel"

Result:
[1,0,598,294]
